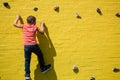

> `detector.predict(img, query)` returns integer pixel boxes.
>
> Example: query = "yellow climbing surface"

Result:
[0,0,120,80]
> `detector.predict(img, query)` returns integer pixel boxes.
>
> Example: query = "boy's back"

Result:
[21,24,38,45]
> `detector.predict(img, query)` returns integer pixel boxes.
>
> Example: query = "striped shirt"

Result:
[20,24,38,45]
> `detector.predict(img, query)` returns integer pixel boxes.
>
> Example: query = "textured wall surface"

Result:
[0,0,120,80]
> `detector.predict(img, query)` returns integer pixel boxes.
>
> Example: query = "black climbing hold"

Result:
[33,7,38,11]
[115,13,120,17]
[76,13,81,19]
[90,76,95,80]
[72,65,79,73]
[54,6,59,12]
[97,8,102,15]
[3,2,10,9]
[113,67,120,72]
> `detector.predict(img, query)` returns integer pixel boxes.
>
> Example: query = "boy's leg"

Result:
[32,44,45,69]
[24,45,32,76]
[32,44,51,73]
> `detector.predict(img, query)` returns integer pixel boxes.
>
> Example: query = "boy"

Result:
[13,15,51,79]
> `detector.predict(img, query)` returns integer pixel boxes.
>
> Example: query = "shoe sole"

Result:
[42,66,52,74]
[25,77,30,80]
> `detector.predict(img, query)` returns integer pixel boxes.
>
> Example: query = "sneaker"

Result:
[25,74,30,80]
[41,64,52,74]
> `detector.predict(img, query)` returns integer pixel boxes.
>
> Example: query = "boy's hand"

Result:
[13,14,22,28]
[39,22,45,34]
[40,22,45,27]
[16,14,21,19]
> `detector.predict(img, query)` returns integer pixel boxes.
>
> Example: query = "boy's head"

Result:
[27,16,36,24]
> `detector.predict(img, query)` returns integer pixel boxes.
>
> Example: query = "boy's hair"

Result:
[27,16,36,24]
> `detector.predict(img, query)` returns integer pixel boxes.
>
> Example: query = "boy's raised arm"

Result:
[38,22,45,34]
[13,15,22,28]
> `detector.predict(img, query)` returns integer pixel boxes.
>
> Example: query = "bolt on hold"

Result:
[90,76,95,80]
[33,7,38,11]
[72,65,79,73]
[97,8,102,15]
[54,6,59,12]
[113,67,120,72]
[3,2,10,9]
[115,12,120,17]
[76,13,81,19]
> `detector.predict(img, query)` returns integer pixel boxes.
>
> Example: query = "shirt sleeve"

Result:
[20,24,24,28]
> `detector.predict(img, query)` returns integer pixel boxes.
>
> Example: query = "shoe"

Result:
[25,74,30,80]
[41,64,52,74]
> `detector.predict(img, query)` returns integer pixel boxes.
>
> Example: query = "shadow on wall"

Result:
[34,25,57,80]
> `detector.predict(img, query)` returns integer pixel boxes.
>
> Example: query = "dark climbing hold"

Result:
[90,76,95,80]
[72,65,79,73]
[76,13,81,19]
[33,7,38,11]
[54,6,59,12]
[3,2,10,9]
[115,13,120,17]
[97,8,102,15]
[113,67,120,72]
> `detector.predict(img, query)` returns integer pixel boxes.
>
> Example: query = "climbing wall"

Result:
[0,0,120,80]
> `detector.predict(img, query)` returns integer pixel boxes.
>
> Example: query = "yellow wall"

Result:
[0,0,120,80]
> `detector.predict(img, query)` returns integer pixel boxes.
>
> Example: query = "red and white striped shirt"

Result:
[20,24,39,45]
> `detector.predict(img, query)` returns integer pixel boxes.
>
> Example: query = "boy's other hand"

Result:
[16,14,21,19]
[40,22,45,27]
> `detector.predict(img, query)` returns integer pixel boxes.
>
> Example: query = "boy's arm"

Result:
[38,22,45,34]
[13,15,22,28]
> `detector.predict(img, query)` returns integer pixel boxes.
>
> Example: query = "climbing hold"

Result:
[96,8,102,15]
[3,2,10,9]
[76,13,81,19]
[72,65,79,73]
[115,13,120,17]
[54,6,59,12]
[33,7,38,11]
[73,65,78,70]
[113,67,120,72]
[90,76,95,80]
